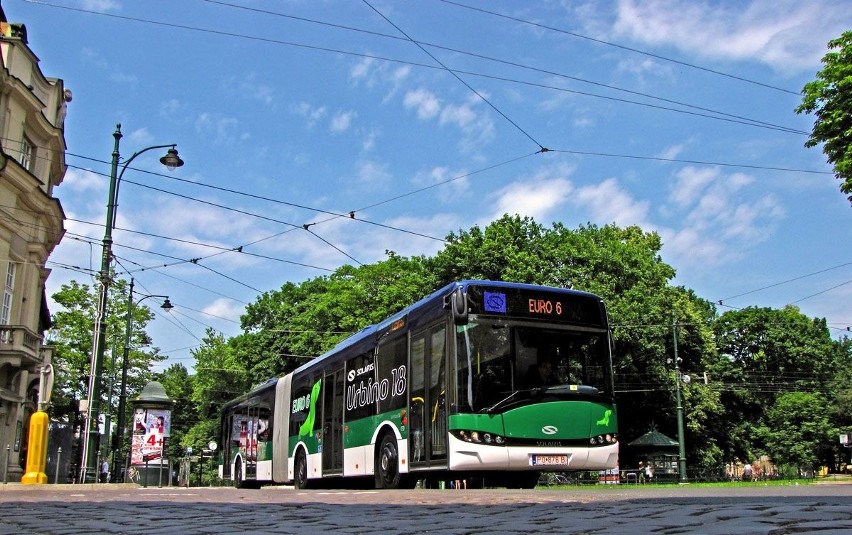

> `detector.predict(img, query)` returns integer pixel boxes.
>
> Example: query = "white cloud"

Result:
[489,172,574,223]
[403,88,441,120]
[62,168,104,193]
[330,110,356,133]
[439,94,496,154]
[82,0,118,10]
[160,99,182,118]
[195,113,240,145]
[292,102,327,128]
[361,129,379,152]
[110,72,138,85]
[661,166,784,266]
[201,298,244,324]
[356,160,392,186]
[126,127,153,146]
[612,0,852,74]
[669,166,719,207]
[657,143,685,162]
[572,177,651,227]
[412,166,470,202]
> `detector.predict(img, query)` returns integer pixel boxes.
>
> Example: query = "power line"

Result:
[25,2,807,138]
[717,260,852,302]
[437,0,799,96]
[64,160,449,243]
[548,147,830,175]
[362,0,546,151]
[196,1,805,135]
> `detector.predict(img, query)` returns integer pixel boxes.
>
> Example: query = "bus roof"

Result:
[291,280,604,377]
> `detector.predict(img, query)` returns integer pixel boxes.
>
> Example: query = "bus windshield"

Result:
[455,319,611,413]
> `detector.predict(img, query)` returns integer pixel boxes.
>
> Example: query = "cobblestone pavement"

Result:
[1,482,851,534]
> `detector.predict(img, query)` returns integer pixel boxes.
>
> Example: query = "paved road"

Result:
[1,482,851,534]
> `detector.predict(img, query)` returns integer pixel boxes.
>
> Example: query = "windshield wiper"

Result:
[482,390,526,414]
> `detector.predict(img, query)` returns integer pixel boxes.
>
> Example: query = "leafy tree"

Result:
[712,306,841,467]
[430,215,721,468]
[759,392,835,470]
[238,253,435,385]
[190,329,248,422]
[796,30,852,204]
[47,279,167,426]
[154,363,195,461]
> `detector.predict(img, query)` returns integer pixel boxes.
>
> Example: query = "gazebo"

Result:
[627,429,679,480]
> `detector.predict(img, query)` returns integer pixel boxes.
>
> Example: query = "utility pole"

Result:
[673,316,688,483]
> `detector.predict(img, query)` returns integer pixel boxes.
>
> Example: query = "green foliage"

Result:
[711,306,847,470]
[796,30,852,203]
[238,253,435,385]
[759,392,835,469]
[172,214,848,480]
[191,329,249,420]
[46,279,167,424]
[154,364,195,461]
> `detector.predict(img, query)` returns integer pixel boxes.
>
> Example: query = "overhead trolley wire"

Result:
[437,0,800,96]
[196,0,805,135]
[366,0,546,151]
[25,1,805,137]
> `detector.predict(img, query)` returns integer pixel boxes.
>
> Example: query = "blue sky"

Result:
[10,0,852,370]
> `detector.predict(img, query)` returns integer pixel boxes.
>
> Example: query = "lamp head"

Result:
[159,147,184,171]
[160,298,174,311]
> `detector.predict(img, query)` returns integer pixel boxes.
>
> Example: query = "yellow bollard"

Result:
[21,411,49,484]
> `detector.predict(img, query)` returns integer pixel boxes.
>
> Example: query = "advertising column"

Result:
[129,381,173,486]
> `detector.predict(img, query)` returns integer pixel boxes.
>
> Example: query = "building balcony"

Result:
[0,324,42,368]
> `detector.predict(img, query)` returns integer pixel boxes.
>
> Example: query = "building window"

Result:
[1,262,16,325]
[19,136,35,172]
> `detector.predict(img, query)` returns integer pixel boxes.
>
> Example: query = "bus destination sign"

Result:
[471,285,602,325]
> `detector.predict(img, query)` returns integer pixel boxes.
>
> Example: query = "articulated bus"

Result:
[219,280,618,489]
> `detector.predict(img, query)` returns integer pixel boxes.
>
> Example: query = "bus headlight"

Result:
[452,430,506,446]
[590,434,618,445]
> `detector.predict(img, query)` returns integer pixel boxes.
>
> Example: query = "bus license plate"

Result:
[530,454,568,466]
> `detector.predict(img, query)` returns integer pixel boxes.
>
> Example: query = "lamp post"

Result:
[80,124,183,483]
[111,278,173,482]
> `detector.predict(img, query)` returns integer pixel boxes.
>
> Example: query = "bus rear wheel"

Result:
[375,434,402,489]
[294,450,309,490]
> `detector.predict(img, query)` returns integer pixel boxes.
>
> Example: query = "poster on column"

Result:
[130,408,171,465]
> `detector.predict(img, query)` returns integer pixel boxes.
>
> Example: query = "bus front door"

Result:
[410,324,447,467]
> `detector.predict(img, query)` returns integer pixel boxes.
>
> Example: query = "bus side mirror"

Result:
[451,287,468,325]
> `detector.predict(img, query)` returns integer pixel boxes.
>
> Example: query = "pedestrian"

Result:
[644,462,654,483]
[743,463,753,481]
[100,460,110,483]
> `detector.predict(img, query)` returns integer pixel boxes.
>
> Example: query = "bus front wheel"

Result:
[375,434,402,489]
[294,450,309,490]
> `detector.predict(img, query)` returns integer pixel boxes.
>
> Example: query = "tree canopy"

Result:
[797,30,852,204]
[48,215,851,479]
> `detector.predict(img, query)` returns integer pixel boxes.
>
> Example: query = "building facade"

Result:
[0,9,67,481]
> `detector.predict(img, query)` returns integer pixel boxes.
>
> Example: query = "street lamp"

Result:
[112,277,172,482]
[80,124,183,483]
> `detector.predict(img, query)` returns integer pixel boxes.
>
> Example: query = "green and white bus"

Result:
[219,280,618,489]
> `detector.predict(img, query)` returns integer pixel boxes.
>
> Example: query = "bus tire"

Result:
[294,450,309,490]
[375,433,401,489]
[234,459,244,489]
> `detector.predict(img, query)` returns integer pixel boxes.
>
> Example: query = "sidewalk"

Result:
[0,482,141,492]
